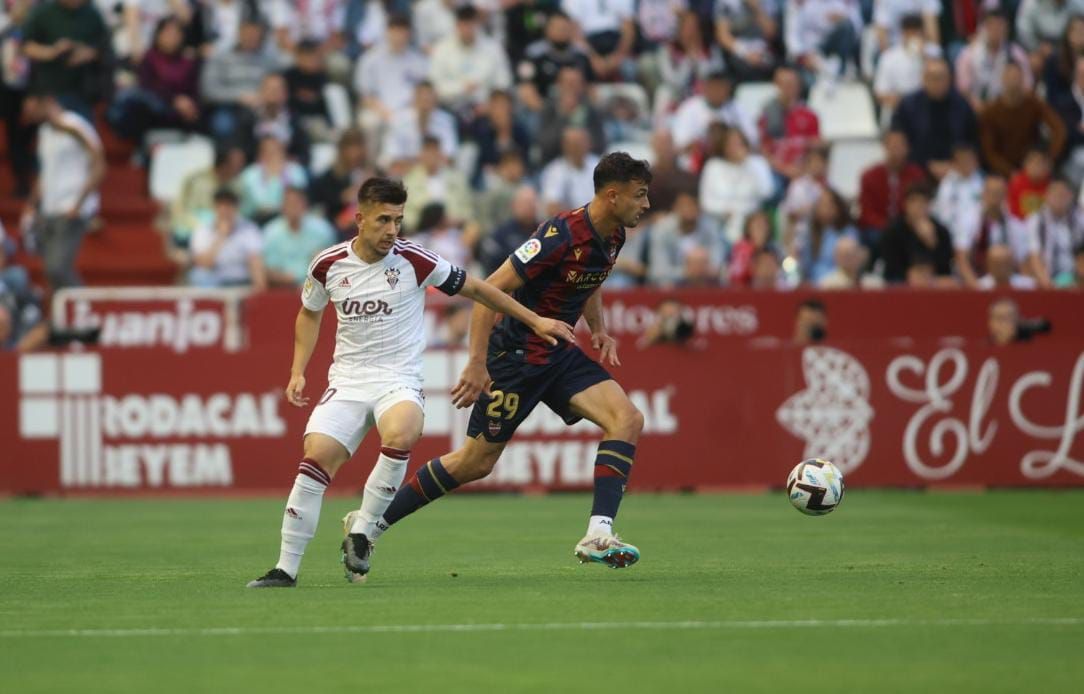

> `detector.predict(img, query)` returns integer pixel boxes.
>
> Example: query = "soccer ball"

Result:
[786,459,844,516]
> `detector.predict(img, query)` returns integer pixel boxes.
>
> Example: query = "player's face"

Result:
[610,180,651,228]
[356,202,405,257]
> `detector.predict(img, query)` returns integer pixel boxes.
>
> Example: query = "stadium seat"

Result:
[734,82,778,123]
[827,138,884,200]
[149,136,215,204]
[309,142,337,176]
[593,83,650,118]
[606,141,654,165]
[809,80,879,141]
[324,82,354,133]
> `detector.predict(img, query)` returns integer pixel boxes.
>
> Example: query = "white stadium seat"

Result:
[734,81,779,122]
[827,138,884,200]
[323,82,353,133]
[149,136,215,204]
[309,142,337,176]
[809,79,879,141]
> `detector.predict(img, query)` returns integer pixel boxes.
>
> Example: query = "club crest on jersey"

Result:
[488,420,502,437]
[385,267,400,288]
[515,238,542,263]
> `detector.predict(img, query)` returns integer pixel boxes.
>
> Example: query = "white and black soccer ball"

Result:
[786,459,844,516]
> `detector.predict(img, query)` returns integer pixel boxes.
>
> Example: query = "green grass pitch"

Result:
[2,491,1083,693]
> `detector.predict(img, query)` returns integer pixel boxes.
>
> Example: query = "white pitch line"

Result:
[1,617,1082,639]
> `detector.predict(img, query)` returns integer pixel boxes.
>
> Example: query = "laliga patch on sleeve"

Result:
[515,238,542,263]
[302,278,314,298]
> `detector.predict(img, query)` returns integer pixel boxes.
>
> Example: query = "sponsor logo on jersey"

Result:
[385,267,400,289]
[341,299,393,318]
[339,277,351,288]
[515,238,542,263]
[566,269,611,286]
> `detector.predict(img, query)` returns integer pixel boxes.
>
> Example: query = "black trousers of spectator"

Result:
[0,82,36,198]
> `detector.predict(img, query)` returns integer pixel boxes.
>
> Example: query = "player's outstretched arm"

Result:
[285,306,325,407]
[458,269,576,347]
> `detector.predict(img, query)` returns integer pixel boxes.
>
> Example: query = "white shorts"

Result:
[304,382,426,455]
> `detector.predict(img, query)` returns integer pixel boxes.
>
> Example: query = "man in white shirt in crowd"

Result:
[784,0,863,77]
[562,0,636,79]
[1026,176,1084,286]
[540,126,601,216]
[670,70,757,157]
[189,188,267,290]
[20,92,104,290]
[353,14,428,145]
[874,14,936,126]
[976,243,1038,289]
[380,81,458,171]
[952,174,1032,288]
[429,5,511,114]
[933,144,984,242]
[873,0,939,51]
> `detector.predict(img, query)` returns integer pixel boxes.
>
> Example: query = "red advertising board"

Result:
[3,336,1082,495]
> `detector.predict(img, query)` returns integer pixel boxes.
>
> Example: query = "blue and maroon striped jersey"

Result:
[492,206,626,364]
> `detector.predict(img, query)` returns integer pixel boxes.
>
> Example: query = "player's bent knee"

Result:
[302,433,350,478]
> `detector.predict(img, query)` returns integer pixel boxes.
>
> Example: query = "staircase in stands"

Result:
[0,115,176,287]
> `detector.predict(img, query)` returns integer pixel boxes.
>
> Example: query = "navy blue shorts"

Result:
[466,345,612,443]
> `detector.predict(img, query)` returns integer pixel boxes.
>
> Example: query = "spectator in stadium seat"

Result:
[248,72,311,165]
[624,191,726,289]
[634,0,685,55]
[1052,55,1084,186]
[380,81,458,172]
[477,184,539,276]
[976,243,1039,289]
[0,226,47,352]
[1015,0,1084,55]
[891,57,978,179]
[698,124,775,243]
[283,39,332,144]
[1056,242,1084,286]
[758,63,820,182]
[1024,176,1084,286]
[818,235,884,289]
[1041,14,1084,104]
[237,133,308,225]
[20,92,104,290]
[954,10,1032,114]
[267,0,346,65]
[467,89,531,188]
[601,92,652,148]
[655,10,727,114]
[169,144,246,253]
[670,70,758,161]
[534,66,606,168]
[682,245,724,287]
[783,0,863,78]
[952,175,1035,288]
[728,210,779,287]
[880,183,955,284]
[713,0,780,83]
[429,5,511,114]
[120,0,192,64]
[412,0,456,54]
[189,188,266,289]
[1007,148,1052,220]
[107,16,201,149]
[561,0,636,80]
[932,144,984,243]
[873,14,930,128]
[872,0,940,52]
[197,0,261,57]
[517,10,593,108]
[402,136,474,231]
[21,0,110,116]
[353,14,428,146]
[308,128,377,237]
[1,0,40,197]
[200,17,281,149]
[980,62,1066,177]
[475,150,529,233]
[749,247,783,288]
[409,202,473,269]
[645,128,698,217]
[780,144,828,249]
[857,130,926,247]
[539,126,600,216]
[796,187,857,285]
[261,186,336,287]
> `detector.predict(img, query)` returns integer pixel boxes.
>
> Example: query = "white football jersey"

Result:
[301,238,466,394]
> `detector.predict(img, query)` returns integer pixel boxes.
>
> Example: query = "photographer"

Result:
[987,298,1052,346]
[636,298,702,350]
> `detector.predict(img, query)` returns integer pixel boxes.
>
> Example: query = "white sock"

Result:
[351,447,409,540]
[275,460,331,579]
[588,515,615,537]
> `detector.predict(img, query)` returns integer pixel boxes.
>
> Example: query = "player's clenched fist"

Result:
[529,317,576,345]
[591,331,621,367]
[451,361,492,409]
[285,373,309,407]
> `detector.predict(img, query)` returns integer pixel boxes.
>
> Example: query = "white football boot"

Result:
[574,533,640,569]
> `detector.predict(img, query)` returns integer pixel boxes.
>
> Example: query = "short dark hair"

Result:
[357,177,408,207]
[296,38,321,53]
[904,181,934,201]
[799,298,826,314]
[284,185,308,200]
[900,13,924,32]
[455,4,479,21]
[387,13,412,30]
[593,152,652,192]
[213,187,239,205]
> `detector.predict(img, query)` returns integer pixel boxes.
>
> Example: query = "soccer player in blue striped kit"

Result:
[341,153,652,578]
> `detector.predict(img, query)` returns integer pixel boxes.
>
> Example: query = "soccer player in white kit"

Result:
[248,178,575,587]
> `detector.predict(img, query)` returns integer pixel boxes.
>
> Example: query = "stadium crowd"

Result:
[2,0,1084,331]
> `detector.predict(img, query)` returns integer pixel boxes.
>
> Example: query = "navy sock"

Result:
[380,458,461,527]
[591,440,635,518]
